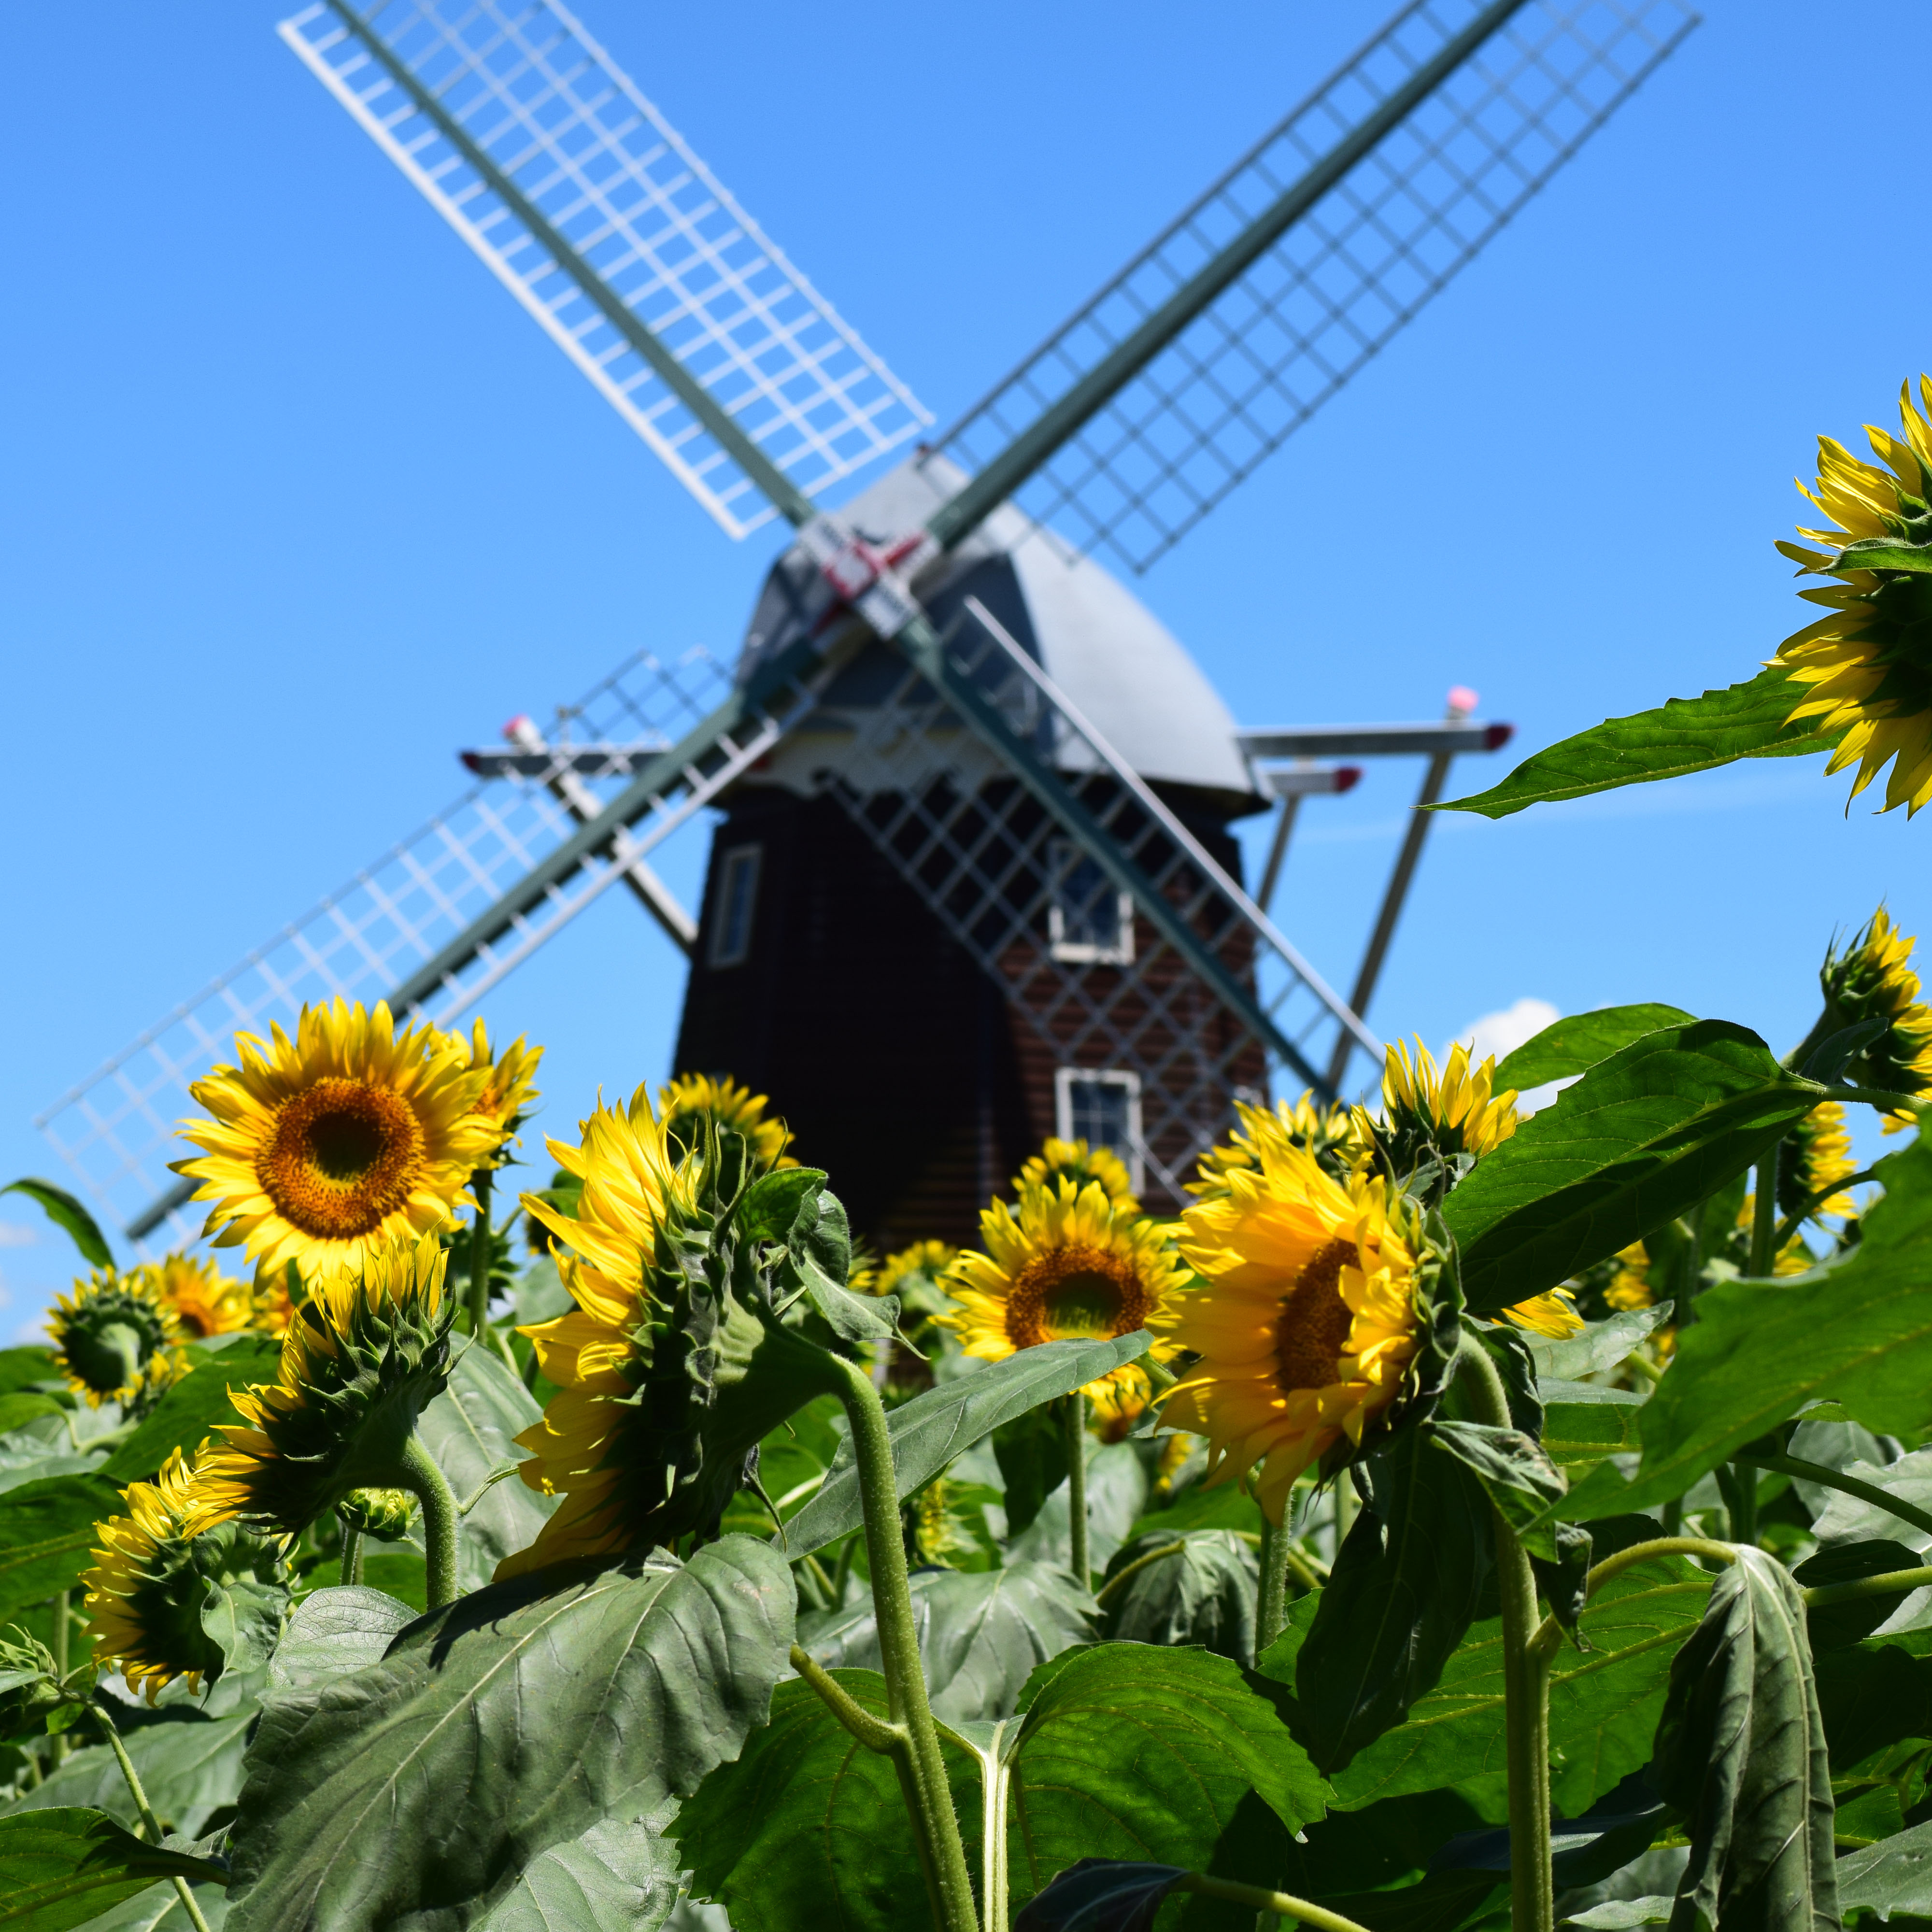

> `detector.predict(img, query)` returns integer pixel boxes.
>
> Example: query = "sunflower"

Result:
[1191,1093,1362,1199]
[141,1253,255,1342]
[173,999,503,1285]
[500,1086,833,1579]
[1503,1289,1583,1340]
[1603,1243,1653,1312]
[184,1232,454,1539]
[464,1020,543,1163]
[1773,379,1932,814]
[658,1072,794,1172]
[1373,1038,1518,1168]
[938,1179,1188,1424]
[83,1450,287,1702]
[49,1269,180,1408]
[1014,1138,1140,1214]
[1156,1144,1434,1524]
[337,1486,417,1541]
[1780,1101,1860,1222]
[874,1239,958,1300]
[1820,908,1932,1128]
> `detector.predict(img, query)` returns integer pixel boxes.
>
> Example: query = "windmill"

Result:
[36,0,1697,1252]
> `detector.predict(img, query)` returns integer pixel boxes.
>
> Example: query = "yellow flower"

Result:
[1604,1243,1653,1312]
[873,1239,958,1300]
[1735,1199,1820,1278]
[1502,1289,1583,1340]
[657,1072,794,1173]
[1773,379,1932,813]
[1191,1093,1362,1200]
[502,1085,833,1578]
[1014,1138,1140,1214]
[184,1233,454,1538]
[1780,1101,1860,1222]
[1156,1145,1425,1524]
[939,1179,1189,1424]
[83,1450,286,1702]
[1821,908,1932,1129]
[1376,1038,1518,1163]
[48,1270,180,1408]
[464,1020,543,1163]
[173,999,502,1284]
[141,1253,255,1342]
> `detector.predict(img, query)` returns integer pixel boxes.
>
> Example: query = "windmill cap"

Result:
[1335,765,1363,793]
[1446,685,1479,717]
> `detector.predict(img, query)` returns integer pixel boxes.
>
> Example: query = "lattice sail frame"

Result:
[810,600,1376,1205]
[33,645,820,1254]
[933,0,1697,572]
[281,0,929,537]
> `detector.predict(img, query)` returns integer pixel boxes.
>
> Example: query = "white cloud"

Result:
[0,1222,39,1250]
[1446,997,1565,1115]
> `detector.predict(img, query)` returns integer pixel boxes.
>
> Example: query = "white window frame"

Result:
[1053,1066,1145,1195]
[1046,837,1135,965]
[708,842,763,968]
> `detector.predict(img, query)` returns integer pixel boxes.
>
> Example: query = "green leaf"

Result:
[1276,1543,1714,1820]
[199,1570,287,1678]
[0,1350,60,1399]
[1653,1548,1837,1932]
[1440,1020,1819,1313]
[1492,1006,1695,1093]
[1541,1391,1646,1473]
[736,1166,825,1245]
[1559,1133,1932,1520]
[1100,1531,1257,1664]
[99,1342,282,1483]
[1293,1421,1493,1774]
[225,1536,794,1930]
[1,1181,112,1271]
[1834,536,1932,572]
[796,1561,1093,1725]
[1813,1639,1932,1769]
[1124,1480,1264,1545]
[471,1812,681,1932]
[1519,1307,1675,1384]
[265,1586,415,1700]
[1009,1441,1149,1577]
[993,1405,1070,1538]
[1011,1859,1188,1932]
[782,1334,1152,1557]
[1835,1818,1932,1920]
[1424,1422,1567,1562]
[0,1475,125,1625]
[7,1714,256,1841]
[0,1395,67,1436]
[1793,1541,1925,1651]
[0,1806,227,1932]
[1435,668,1837,821]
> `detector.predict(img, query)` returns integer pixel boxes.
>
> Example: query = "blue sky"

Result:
[3,0,1926,1333]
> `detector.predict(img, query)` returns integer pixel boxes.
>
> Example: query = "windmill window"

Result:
[1053,1068,1145,1195]
[709,844,763,968]
[1046,839,1134,965]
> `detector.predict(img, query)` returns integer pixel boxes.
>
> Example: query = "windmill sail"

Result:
[280,0,929,537]
[930,0,1698,572]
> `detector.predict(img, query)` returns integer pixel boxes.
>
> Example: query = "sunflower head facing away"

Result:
[939,1179,1188,1424]
[174,999,505,1286]
[185,1233,454,1539]
[49,1269,180,1409]
[1157,1145,1459,1523]
[1820,908,1932,1125]
[464,1020,543,1165]
[1013,1138,1140,1214]
[1780,1101,1860,1222]
[1368,1039,1518,1190]
[141,1253,256,1342]
[1773,379,1932,814]
[1191,1093,1362,1200]
[83,1450,289,1702]
[658,1073,794,1174]
[500,1085,844,1580]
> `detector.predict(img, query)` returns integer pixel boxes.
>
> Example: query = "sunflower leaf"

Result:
[223,1537,794,1931]
[1434,668,1838,820]
[1440,1020,1819,1314]
[1013,1859,1190,1932]
[1492,1005,1694,1093]
[0,1806,228,1932]
[1551,1131,1932,1521]
[781,1333,1152,1557]
[1099,1529,1258,1663]
[1424,1422,1566,1563]
[993,1405,1071,1536]
[0,1180,112,1272]
[99,1341,282,1484]
[0,1474,125,1625]
[11,1712,257,1842]
[470,1811,682,1932]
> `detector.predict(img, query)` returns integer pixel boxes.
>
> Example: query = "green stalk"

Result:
[826,1352,978,1932]
[395,1435,460,1609]
[1255,1517,1292,1653]
[1172,1872,1374,1932]
[467,1168,495,1338]
[1333,1475,1358,1554]
[93,1705,215,1932]
[1096,1539,1187,1610]
[1063,1392,1090,1590]
[1460,1341,1552,1932]
[340,1523,364,1588]
[1741,1450,1932,1542]
[50,1590,71,1769]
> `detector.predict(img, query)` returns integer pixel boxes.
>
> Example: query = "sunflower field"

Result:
[9,384,1932,1932]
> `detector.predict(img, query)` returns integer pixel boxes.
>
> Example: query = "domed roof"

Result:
[738,454,1254,803]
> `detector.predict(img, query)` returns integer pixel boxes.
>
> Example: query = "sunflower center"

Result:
[1005,1243,1150,1350]
[259,1077,426,1238]
[1273,1237,1361,1392]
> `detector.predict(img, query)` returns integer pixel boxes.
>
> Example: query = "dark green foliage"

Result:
[0,1806,227,1931]
[99,1339,281,1483]
[0,1475,125,1624]
[1425,1421,1567,1561]
[1100,1531,1257,1663]
[1013,1859,1187,1932]
[1492,1006,1694,1093]
[994,1403,1071,1537]
[1795,1540,1926,1650]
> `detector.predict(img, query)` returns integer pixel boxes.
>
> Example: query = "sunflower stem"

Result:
[826,1351,978,1932]
[339,1523,364,1588]
[1171,1873,1375,1932]
[49,1591,71,1770]
[93,1703,217,1932]
[1255,1518,1291,1653]
[1459,1339,1552,1932]
[467,1168,495,1338]
[1748,1140,1780,1279]
[1063,1392,1090,1590]
[1741,1451,1932,1543]
[396,1435,460,1609]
